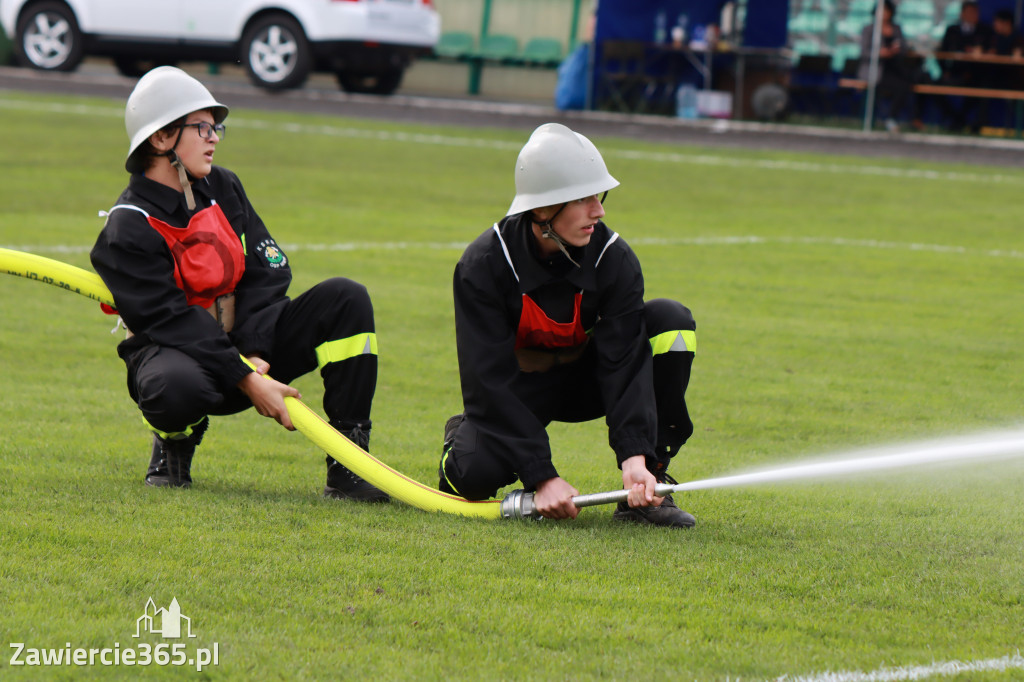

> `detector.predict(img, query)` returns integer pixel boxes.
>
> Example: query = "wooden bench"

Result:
[838,78,1024,101]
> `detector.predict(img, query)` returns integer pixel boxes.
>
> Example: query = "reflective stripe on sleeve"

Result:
[315,332,378,369]
[649,329,697,356]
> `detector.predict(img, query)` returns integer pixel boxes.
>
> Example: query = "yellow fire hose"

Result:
[0,247,502,520]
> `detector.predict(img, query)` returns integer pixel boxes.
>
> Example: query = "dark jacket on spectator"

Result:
[858,22,906,83]
[940,21,994,83]
[987,31,1024,56]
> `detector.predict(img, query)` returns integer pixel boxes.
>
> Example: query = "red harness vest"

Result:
[123,202,246,309]
[491,224,588,350]
[515,291,587,350]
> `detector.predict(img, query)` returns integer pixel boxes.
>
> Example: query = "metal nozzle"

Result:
[500,483,678,520]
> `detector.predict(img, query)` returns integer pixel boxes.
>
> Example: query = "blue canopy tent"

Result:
[588,0,791,114]
[593,0,789,46]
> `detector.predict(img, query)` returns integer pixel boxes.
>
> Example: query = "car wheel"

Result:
[336,68,404,96]
[14,1,84,71]
[113,57,178,79]
[241,14,311,90]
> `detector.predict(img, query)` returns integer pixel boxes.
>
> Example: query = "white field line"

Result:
[2,98,1024,185]
[773,651,1024,682]
[6,236,1023,261]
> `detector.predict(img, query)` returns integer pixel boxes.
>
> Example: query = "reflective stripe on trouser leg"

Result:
[317,333,378,428]
[143,415,207,441]
[439,446,461,496]
[644,299,696,468]
[319,339,377,429]
[649,329,697,356]
[265,278,377,428]
[315,332,378,370]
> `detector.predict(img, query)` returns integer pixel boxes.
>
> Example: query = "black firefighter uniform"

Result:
[439,213,696,500]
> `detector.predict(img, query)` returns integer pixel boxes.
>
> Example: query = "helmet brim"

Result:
[506,175,619,216]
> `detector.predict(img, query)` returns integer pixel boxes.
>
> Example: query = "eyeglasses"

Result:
[572,191,608,205]
[180,121,226,140]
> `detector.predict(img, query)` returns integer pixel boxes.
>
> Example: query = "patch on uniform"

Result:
[255,239,288,268]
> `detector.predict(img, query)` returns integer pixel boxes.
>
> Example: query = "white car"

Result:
[1,0,440,94]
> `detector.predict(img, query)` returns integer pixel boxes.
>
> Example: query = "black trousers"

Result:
[440,298,696,500]
[876,70,912,120]
[127,277,377,437]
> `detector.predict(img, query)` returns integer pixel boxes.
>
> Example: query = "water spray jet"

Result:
[502,430,1024,518]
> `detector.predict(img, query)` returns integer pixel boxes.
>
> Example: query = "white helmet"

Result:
[124,66,228,173]
[506,123,619,216]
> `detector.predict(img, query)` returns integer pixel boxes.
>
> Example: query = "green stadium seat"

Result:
[434,32,475,60]
[831,42,861,72]
[901,17,937,39]
[521,37,563,66]
[476,34,519,62]
[789,10,830,33]
[837,12,871,37]
[899,0,935,20]
[790,38,826,63]
[794,38,826,53]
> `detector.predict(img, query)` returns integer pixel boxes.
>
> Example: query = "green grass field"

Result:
[1,92,1022,681]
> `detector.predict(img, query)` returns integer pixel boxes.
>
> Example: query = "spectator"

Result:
[980,10,1024,127]
[941,1,993,55]
[986,9,1024,58]
[859,1,920,132]
[938,0,993,131]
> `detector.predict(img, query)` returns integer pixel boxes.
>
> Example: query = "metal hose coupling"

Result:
[500,489,539,520]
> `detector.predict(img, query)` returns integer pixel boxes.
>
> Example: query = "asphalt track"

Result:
[2,62,1024,169]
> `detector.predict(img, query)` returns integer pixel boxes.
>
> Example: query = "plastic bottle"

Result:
[676,14,689,44]
[654,11,667,44]
[676,84,699,119]
[690,24,707,50]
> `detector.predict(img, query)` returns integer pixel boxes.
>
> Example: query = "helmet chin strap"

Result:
[533,203,580,268]
[170,154,197,211]
[163,126,197,210]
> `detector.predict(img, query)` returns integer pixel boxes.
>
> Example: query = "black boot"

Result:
[324,422,390,502]
[145,417,209,488]
[612,471,696,528]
